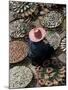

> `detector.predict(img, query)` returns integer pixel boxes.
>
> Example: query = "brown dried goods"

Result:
[9,41,28,63]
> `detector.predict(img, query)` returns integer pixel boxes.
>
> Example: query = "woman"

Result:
[28,27,54,66]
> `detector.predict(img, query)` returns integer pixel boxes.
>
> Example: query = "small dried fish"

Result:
[60,37,66,52]
[46,67,53,74]
[49,72,56,78]
[44,74,49,79]
[9,1,38,19]
[53,79,58,85]
[45,80,53,86]
[58,74,65,78]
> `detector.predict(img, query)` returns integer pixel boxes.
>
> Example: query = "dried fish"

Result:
[9,1,38,19]
[45,80,53,86]
[60,37,66,52]
[46,67,53,74]
[53,79,58,85]
[36,65,66,86]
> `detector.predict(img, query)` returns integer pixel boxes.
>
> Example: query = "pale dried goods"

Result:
[9,66,33,88]
[41,11,63,28]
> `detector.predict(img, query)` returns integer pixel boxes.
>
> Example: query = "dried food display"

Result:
[60,37,66,52]
[9,66,33,88]
[9,1,38,19]
[40,11,63,28]
[35,66,66,86]
[9,2,66,88]
[9,41,28,63]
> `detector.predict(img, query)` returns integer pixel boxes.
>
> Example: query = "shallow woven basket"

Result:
[9,66,33,88]
[9,40,28,63]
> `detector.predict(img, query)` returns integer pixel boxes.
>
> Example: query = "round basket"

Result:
[9,66,33,88]
[41,11,63,28]
[9,40,28,63]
